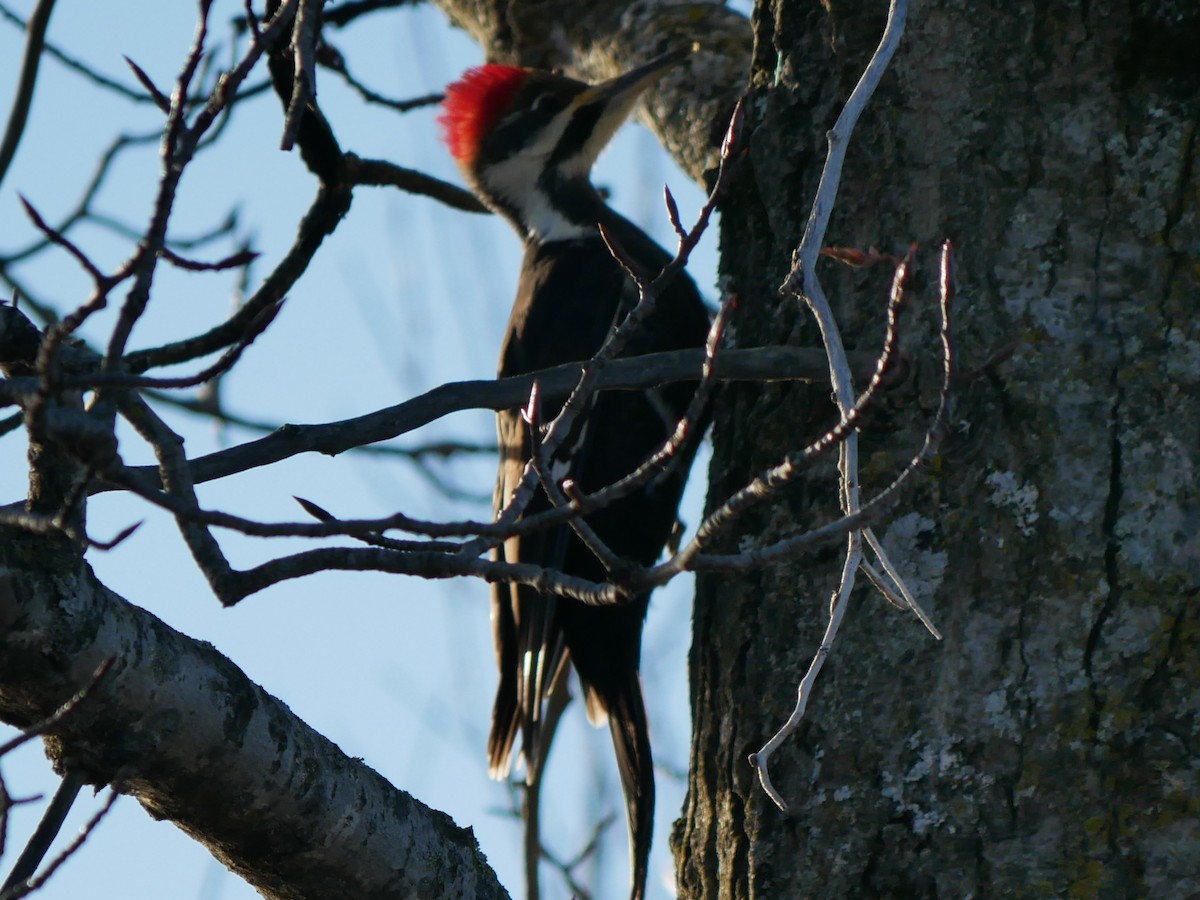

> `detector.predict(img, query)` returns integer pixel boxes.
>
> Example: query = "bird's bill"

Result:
[568,49,690,162]
[573,48,691,112]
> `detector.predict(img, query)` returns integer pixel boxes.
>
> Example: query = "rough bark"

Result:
[0,530,505,900]
[680,1,1199,898]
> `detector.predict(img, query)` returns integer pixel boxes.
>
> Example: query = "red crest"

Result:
[439,65,527,166]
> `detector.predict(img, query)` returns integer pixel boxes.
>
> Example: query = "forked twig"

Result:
[748,239,955,810]
[750,0,920,812]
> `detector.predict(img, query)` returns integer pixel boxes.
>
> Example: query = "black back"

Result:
[489,207,709,900]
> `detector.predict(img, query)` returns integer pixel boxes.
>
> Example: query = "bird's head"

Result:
[439,49,688,241]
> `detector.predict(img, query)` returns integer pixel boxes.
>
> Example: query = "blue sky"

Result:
[0,2,719,898]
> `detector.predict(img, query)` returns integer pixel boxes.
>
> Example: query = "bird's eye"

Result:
[530,93,558,115]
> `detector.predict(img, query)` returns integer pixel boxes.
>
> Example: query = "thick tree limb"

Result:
[0,537,507,900]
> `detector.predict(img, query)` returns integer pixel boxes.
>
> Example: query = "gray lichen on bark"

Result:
[681,1,1199,898]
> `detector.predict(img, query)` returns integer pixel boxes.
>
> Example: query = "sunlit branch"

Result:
[750,0,919,812]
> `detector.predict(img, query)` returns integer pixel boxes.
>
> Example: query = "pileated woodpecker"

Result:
[440,51,709,900]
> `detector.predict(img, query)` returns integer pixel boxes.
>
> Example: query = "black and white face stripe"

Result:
[479,79,578,166]
[473,76,596,241]
[471,69,661,243]
[548,101,605,168]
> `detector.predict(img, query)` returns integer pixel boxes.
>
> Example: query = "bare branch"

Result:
[539,810,616,900]
[97,345,847,495]
[0,0,55,192]
[1,783,119,900]
[0,131,158,269]
[141,389,496,462]
[747,0,920,811]
[318,40,444,112]
[17,197,110,286]
[117,392,241,604]
[293,496,460,552]
[744,243,956,810]
[654,250,913,586]
[662,184,685,240]
[122,182,350,374]
[68,299,282,392]
[92,1,298,377]
[122,55,170,113]
[0,659,113,898]
[279,0,322,151]
[0,2,189,106]
[346,153,489,213]
[229,545,622,607]
[157,245,258,273]
[324,0,416,27]
[535,294,736,578]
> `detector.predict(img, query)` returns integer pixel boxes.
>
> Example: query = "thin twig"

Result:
[17,197,109,285]
[649,250,912,587]
[346,154,489,213]
[0,2,197,105]
[323,0,414,27]
[0,0,56,192]
[65,299,282,392]
[319,42,444,112]
[0,658,115,758]
[141,390,496,461]
[294,496,459,552]
[92,461,624,607]
[279,0,321,151]
[746,239,955,809]
[0,131,154,267]
[1,781,121,900]
[122,181,348,374]
[752,0,912,812]
[157,246,258,273]
[123,55,170,113]
[117,392,242,603]
[546,293,735,584]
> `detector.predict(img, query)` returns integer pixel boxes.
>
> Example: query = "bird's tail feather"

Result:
[487,681,519,779]
[591,673,654,900]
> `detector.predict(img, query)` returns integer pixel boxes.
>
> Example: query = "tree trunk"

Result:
[679,1,1199,897]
